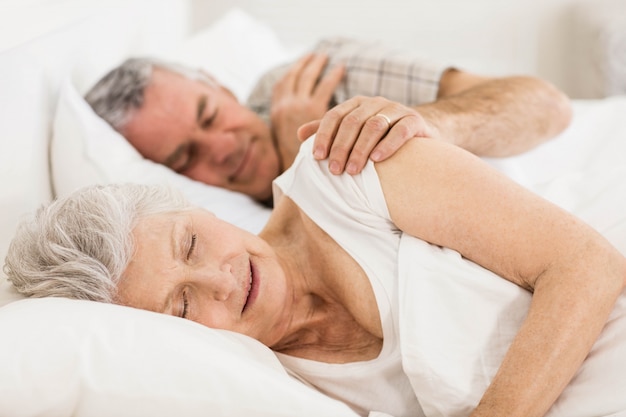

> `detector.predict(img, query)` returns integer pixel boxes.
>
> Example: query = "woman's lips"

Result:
[242,260,259,314]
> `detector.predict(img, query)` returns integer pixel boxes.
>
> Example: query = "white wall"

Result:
[0,0,192,54]
[189,0,625,98]
[2,0,621,98]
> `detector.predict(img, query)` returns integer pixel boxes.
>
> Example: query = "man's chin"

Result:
[253,187,274,208]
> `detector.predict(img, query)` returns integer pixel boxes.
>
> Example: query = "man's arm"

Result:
[299,69,572,174]
[421,68,573,156]
[256,36,572,175]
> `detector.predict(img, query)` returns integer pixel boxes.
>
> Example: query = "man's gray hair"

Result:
[85,57,216,130]
[3,184,191,303]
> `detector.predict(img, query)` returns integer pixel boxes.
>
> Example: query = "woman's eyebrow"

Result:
[160,218,183,314]
[172,217,182,260]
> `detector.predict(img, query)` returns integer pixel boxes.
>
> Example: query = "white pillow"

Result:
[51,77,271,233]
[0,8,358,417]
[0,62,50,309]
[168,8,298,102]
[0,297,360,417]
[0,0,189,308]
[51,8,298,234]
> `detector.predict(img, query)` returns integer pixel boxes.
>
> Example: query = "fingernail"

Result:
[329,161,341,174]
[314,147,325,159]
[346,162,357,174]
[370,151,382,161]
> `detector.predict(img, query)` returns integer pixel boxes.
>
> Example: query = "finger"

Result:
[369,124,416,162]
[274,53,315,95]
[324,99,394,173]
[312,99,362,163]
[335,113,394,174]
[296,53,330,96]
[312,64,345,101]
[368,113,432,162]
[297,120,321,142]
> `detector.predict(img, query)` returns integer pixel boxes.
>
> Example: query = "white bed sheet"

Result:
[489,96,626,253]
[398,96,626,416]
[398,161,626,416]
[0,4,625,417]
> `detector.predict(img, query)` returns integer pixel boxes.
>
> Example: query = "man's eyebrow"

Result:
[164,94,207,169]
[196,95,207,124]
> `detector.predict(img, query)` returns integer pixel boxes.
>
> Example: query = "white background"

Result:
[188,0,625,98]
[1,0,624,98]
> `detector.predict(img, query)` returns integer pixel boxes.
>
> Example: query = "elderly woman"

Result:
[5,97,626,417]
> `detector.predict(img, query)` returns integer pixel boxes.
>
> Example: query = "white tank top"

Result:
[273,139,424,417]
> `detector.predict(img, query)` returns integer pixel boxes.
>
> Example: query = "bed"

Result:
[0,1,625,416]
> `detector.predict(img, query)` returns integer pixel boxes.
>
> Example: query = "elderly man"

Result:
[85,37,572,205]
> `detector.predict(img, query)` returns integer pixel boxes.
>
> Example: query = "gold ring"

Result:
[375,113,391,125]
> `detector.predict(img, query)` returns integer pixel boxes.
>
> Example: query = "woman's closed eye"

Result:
[187,233,197,260]
[181,289,190,319]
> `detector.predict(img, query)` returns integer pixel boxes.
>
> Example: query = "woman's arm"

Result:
[375,138,626,417]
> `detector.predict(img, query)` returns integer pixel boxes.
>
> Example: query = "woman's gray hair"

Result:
[3,183,191,303]
[85,57,217,130]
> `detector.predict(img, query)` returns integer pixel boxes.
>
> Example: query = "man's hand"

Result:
[270,53,344,171]
[298,96,438,174]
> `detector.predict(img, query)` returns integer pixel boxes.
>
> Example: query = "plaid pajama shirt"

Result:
[246,37,450,123]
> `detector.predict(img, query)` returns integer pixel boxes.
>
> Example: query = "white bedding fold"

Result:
[397,164,626,417]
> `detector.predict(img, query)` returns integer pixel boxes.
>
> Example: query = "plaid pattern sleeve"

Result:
[246,37,451,123]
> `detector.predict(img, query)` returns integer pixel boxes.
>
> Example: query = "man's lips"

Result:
[242,260,258,314]
[229,141,253,182]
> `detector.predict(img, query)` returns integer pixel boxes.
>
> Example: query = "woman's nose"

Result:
[196,264,237,301]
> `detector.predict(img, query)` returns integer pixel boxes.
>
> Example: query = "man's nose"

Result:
[195,130,240,167]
